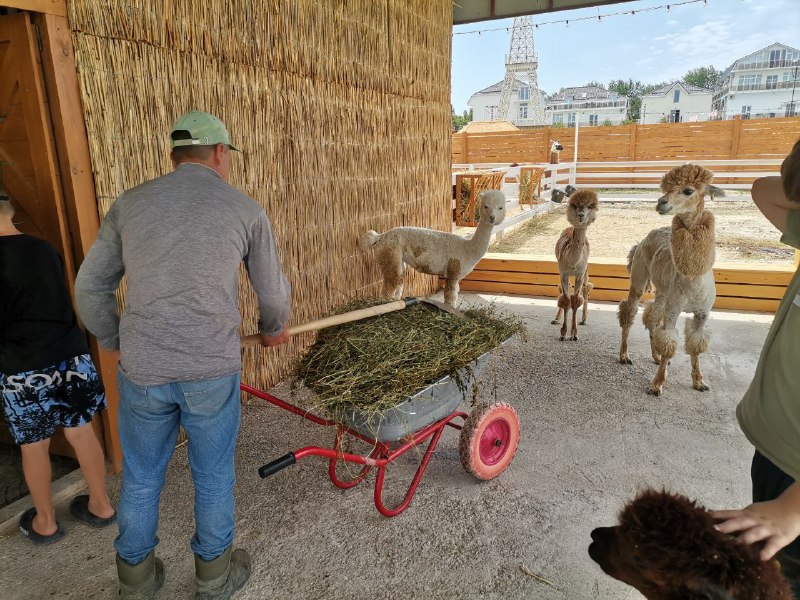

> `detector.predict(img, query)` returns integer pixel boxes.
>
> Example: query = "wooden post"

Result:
[730,115,742,159]
[463,132,469,164]
[628,122,638,185]
[37,13,123,472]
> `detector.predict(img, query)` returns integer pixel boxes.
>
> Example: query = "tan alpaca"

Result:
[360,190,506,307]
[551,190,598,341]
[617,164,724,396]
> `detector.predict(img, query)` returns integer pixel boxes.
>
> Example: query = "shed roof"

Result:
[454,0,638,24]
[458,120,519,133]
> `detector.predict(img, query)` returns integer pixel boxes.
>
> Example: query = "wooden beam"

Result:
[2,0,67,17]
[35,12,123,472]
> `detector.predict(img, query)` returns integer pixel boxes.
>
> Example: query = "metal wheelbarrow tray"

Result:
[241,339,520,517]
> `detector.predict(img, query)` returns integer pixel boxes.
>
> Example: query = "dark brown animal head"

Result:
[588,489,794,600]
[566,189,599,228]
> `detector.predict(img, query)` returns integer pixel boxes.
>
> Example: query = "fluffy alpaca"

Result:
[617,163,723,396]
[549,139,563,164]
[551,189,598,341]
[588,489,794,600]
[360,190,506,307]
[550,184,577,204]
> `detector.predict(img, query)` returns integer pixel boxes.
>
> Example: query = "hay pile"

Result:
[295,300,524,415]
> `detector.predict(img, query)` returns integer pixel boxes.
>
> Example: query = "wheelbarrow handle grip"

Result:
[258,452,296,478]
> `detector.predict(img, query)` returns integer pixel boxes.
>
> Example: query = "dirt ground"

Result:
[490,196,795,265]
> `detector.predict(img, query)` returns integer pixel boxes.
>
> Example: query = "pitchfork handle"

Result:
[258,452,297,478]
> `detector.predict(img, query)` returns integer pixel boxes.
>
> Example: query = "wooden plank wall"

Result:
[452,116,800,169]
[457,254,794,313]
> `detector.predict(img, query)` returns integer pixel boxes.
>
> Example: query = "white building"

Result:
[640,82,713,124]
[711,43,800,119]
[467,78,548,126]
[545,86,628,127]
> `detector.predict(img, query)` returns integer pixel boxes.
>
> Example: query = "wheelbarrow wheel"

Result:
[459,402,520,480]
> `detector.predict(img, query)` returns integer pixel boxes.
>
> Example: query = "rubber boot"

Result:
[194,546,251,600]
[116,551,165,600]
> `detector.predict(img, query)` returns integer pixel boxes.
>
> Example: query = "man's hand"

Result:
[711,483,800,560]
[260,328,290,347]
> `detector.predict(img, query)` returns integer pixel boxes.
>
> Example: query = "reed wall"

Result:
[67,1,453,391]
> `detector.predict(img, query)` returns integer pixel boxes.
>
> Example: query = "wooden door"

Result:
[0,12,91,457]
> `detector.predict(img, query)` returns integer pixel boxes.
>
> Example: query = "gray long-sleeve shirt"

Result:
[75,163,291,386]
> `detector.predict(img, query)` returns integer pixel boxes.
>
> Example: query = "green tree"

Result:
[683,66,721,90]
[452,107,473,131]
[608,78,672,122]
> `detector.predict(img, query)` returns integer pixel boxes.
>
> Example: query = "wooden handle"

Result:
[241,299,412,347]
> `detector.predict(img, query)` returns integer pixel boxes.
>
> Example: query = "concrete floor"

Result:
[0,293,774,600]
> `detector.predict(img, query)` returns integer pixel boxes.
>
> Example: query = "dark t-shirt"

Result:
[0,234,89,374]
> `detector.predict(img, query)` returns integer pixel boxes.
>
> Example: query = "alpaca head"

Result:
[566,189,599,228]
[477,190,506,226]
[550,139,563,153]
[588,489,793,600]
[656,164,725,216]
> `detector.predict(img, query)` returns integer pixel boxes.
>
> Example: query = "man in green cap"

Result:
[76,111,292,600]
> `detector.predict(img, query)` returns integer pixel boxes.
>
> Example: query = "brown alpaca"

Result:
[617,164,723,396]
[552,189,598,341]
[589,489,794,600]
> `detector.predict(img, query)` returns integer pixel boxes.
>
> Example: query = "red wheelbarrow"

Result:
[242,346,521,517]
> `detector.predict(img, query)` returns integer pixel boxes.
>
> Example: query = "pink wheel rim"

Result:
[479,418,511,466]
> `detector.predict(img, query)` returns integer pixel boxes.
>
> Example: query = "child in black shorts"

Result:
[0,191,115,543]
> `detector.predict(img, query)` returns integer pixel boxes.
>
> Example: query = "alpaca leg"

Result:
[579,277,592,326]
[570,272,586,340]
[642,300,665,364]
[648,311,679,396]
[552,284,564,324]
[685,312,711,391]
[376,245,404,299]
[558,275,571,340]
[618,252,650,363]
[569,293,583,341]
[443,260,461,307]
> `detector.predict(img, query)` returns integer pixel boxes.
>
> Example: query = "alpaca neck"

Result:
[571,224,588,243]
[468,218,496,256]
[670,207,715,278]
[550,151,560,164]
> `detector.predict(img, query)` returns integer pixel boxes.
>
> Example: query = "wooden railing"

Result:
[455,254,795,313]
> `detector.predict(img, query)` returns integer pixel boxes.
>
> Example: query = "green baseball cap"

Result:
[170,111,240,152]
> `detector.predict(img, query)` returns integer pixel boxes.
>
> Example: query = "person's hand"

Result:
[712,485,800,560]
[260,328,290,347]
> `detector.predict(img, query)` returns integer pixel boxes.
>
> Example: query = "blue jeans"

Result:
[114,369,241,564]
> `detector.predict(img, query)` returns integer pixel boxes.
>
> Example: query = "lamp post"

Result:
[790,59,799,117]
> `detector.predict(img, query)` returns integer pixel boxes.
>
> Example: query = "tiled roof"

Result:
[645,82,712,97]
[548,86,614,101]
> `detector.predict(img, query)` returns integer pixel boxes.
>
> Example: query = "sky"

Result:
[451,0,800,112]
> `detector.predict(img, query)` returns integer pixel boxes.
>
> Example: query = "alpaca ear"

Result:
[706,185,725,199]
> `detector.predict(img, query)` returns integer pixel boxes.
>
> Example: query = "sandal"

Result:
[69,495,116,527]
[19,507,64,544]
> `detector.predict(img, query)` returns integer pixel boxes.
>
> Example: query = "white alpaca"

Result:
[360,190,507,307]
[549,139,563,164]
[617,164,724,396]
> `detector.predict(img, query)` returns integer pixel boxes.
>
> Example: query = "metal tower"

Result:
[497,16,545,125]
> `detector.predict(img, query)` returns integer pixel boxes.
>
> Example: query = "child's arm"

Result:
[711,482,800,561]
[751,176,795,234]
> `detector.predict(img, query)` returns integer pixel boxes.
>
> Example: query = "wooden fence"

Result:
[452,116,800,166]
[456,254,795,313]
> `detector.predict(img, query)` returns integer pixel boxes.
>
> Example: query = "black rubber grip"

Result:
[404,297,420,308]
[258,452,296,478]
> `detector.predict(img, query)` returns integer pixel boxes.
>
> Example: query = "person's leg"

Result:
[2,366,61,538]
[114,369,180,565]
[19,438,57,536]
[58,354,115,519]
[63,423,114,519]
[176,372,241,560]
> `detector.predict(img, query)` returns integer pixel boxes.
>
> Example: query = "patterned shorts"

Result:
[0,354,107,445]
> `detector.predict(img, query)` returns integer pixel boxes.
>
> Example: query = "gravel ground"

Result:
[0,293,773,600]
